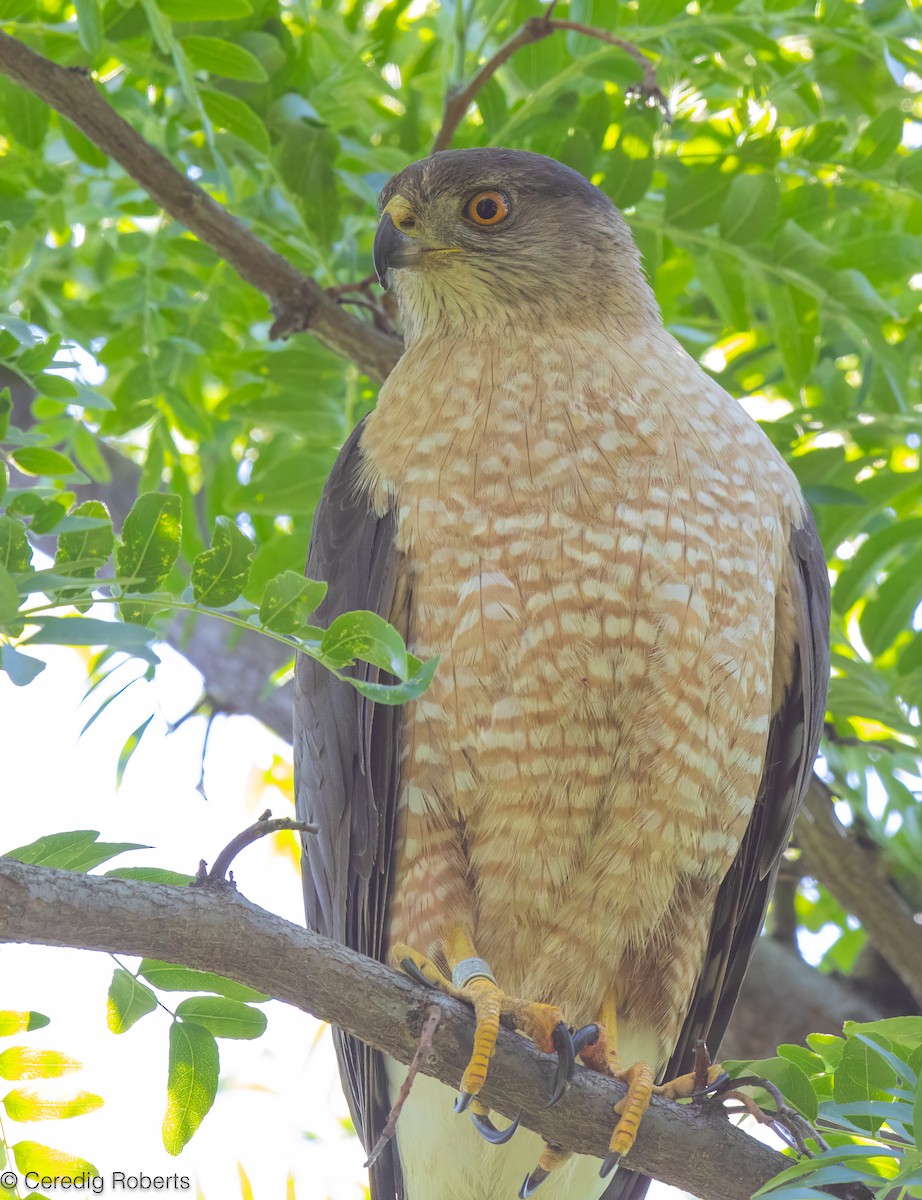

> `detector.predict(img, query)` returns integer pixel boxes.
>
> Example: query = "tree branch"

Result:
[0,857,792,1200]
[797,781,922,1007]
[432,7,665,154]
[721,937,889,1062]
[0,30,402,381]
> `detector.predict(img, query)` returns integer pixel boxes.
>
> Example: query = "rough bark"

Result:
[797,782,922,1007]
[0,857,797,1200]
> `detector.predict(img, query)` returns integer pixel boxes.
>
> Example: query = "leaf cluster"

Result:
[728,1017,922,1199]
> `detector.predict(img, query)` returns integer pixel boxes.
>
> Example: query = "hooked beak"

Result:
[373,193,460,288]
[373,212,421,289]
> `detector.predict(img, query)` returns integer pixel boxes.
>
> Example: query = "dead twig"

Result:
[193,809,317,887]
[432,2,666,154]
[364,1003,442,1168]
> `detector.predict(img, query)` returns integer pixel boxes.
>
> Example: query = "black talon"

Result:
[519,1167,550,1198]
[572,1023,601,1056]
[692,1070,731,1100]
[400,959,436,989]
[545,1021,576,1108]
[470,1109,521,1145]
[600,1151,622,1179]
[454,1091,473,1114]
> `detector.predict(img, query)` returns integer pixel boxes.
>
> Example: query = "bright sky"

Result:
[0,641,693,1200]
[1,643,366,1200]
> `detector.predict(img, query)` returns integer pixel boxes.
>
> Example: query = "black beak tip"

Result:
[373,213,398,290]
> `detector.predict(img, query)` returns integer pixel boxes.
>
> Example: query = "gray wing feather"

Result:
[294,418,406,1200]
[603,504,830,1200]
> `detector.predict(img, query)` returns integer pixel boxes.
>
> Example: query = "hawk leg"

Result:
[580,998,726,1178]
[392,927,576,1110]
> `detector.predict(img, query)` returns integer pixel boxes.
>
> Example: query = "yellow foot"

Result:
[597,1060,727,1177]
[390,940,573,1108]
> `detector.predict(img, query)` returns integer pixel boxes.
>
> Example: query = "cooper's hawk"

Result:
[294,148,829,1200]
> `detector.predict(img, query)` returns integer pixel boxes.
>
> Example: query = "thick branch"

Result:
[432,10,664,153]
[797,781,922,1007]
[0,857,790,1200]
[0,30,402,381]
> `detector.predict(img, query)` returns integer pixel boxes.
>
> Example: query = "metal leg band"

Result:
[451,957,496,989]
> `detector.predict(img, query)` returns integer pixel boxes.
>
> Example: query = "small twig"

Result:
[165,693,210,735]
[326,272,379,299]
[432,3,666,153]
[364,1004,442,1168]
[717,1075,823,1158]
[192,810,317,887]
[550,19,667,112]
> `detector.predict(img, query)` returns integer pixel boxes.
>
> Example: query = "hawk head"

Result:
[373,147,657,343]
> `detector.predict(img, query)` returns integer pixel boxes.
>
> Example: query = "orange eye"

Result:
[466,190,511,226]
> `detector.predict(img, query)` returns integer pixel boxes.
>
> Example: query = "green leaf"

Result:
[258,572,326,634]
[138,961,269,1002]
[833,1034,897,1121]
[724,1055,818,1120]
[844,1017,922,1052]
[0,516,32,572]
[0,1013,50,1037]
[23,616,157,654]
[191,516,254,606]
[0,565,19,624]
[860,552,922,657]
[852,108,904,170]
[117,714,155,788]
[0,1049,81,1081]
[719,173,779,245]
[914,1073,922,1163]
[175,998,267,1040]
[107,969,158,1034]
[157,0,253,17]
[8,447,76,477]
[35,372,78,400]
[54,500,114,608]
[180,35,268,81]
[0,644,45,686]
[116,492,181,621]
[762,279,818,388]
[802,484,867,508]
[346,653,439,705]
[3,1089,103,1122]
[603,116,655,208]
[3,830,147,872]
[0,386,11,439]
[776,1044,825,1077]
[15,334,60,374]
[74,0,103,56]
[105,867,194,886]
[321,611,409,679]
[11,1142,96,1180]
[201,90,270,154]
[162,1022,219,1155]
[3,87,49,150]
[665,166,729,230]
[30,498,68,534]
[60,118,109,167]
[275,124,339,244]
